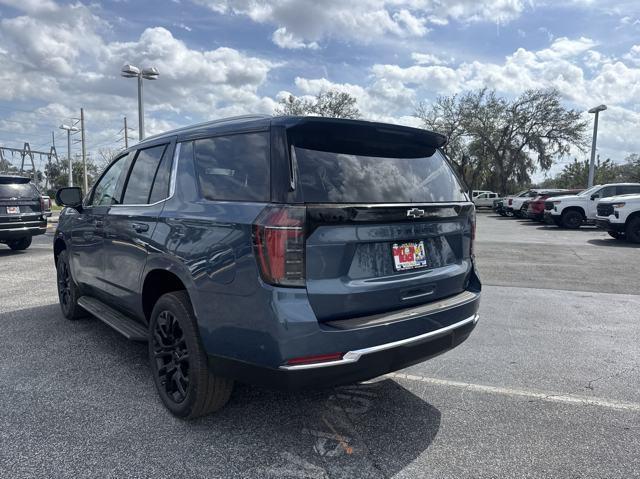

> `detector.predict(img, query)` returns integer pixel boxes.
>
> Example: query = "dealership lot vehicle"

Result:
[526,189,582,221]
[3,214,639,479]
[596,193,640,243]
[504,189,537,217]
[0,175,49,250]
[545,183,640,228]
[54,116,480,418]
[472,191,500,208]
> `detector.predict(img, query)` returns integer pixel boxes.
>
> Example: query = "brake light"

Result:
[508,198,513,206]
[40,196,48,211]
[253,205,306,287]
[285,352,344,366]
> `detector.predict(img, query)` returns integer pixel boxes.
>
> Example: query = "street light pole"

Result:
[59,124,79,187]
[587,104,607,188]
[121,64,159,141]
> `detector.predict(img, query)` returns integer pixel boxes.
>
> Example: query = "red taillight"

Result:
[285,352,344,366]
[508,198,513,206]
[40,196,46,211]
[253,205,306,287]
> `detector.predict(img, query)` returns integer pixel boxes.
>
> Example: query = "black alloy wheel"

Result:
[56,250,85,320]
[148,291,233,418]
[626,217,640,244]
[152,310,190,404]
[561,210,583,229]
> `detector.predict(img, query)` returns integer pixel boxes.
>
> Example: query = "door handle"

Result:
[94,220,104,228]
[131,222,149,233]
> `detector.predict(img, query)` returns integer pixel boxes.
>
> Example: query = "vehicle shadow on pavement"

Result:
[587,238,640,248]
[0,248,28,256]
[1,303,442,479]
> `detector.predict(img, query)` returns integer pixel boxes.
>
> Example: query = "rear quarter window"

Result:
[193,132,270,202]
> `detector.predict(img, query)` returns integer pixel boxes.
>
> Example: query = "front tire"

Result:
[561,210,583,229]
[8,236,32,250]
[149,291,233,418]
[626,217,640,244]
[56,250,85,320]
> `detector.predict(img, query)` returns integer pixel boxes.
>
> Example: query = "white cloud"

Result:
[194,0,528,48]
[272,27,319,50]
[411,52,450,65]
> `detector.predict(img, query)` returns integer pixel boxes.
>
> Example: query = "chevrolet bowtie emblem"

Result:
[406,208,426,218]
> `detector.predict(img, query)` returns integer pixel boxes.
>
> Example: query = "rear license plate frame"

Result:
[6,206,20,214]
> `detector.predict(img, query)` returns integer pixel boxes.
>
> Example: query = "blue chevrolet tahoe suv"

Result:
[54,115,481,418]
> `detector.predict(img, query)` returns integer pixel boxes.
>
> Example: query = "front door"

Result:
[70,153,131,294]
[101,141,174,315]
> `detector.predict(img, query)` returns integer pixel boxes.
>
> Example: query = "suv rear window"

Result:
[194,132,270,202]
[0,183,39,199]
[294,147,466,203]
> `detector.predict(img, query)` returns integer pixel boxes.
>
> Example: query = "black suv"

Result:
[54,115,481,418]
[0,175,48,250]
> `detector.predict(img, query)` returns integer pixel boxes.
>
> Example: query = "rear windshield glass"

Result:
[0,183,38,199]
[294,147,466,203]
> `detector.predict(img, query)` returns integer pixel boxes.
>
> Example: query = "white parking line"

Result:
[388,373,640,412]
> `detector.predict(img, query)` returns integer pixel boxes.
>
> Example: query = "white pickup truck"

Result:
[595,193,640,243]
[473,191,501,208]
[545,183,640,228]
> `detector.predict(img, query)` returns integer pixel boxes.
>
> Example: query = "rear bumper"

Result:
[526,210,544,220]
[207,281,481,390]
[0,222,47,240]
[595,218,625,233]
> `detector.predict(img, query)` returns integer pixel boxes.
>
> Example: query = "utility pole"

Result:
[60,124,79,187]
[587,104,607,188]
[80,108,88,192]
[137,74,144,141]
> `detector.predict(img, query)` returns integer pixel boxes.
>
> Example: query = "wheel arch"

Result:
[53,236,67,266]
[625,210,640,226]
[141,268,191,323]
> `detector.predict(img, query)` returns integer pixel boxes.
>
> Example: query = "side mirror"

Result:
[56,187,83,209]
[590,194,598,201]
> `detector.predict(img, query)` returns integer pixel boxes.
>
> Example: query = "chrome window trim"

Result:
[279,313,479,371]
[110,142,181,208]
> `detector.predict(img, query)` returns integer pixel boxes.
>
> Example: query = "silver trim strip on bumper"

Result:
[0,225,47,232]
[279,313,479,371]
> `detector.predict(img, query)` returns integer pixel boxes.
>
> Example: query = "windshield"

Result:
[578,185,600,196]
[294,147,467,203]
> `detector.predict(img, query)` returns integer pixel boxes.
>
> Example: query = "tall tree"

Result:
[416,88,588,193]
[276,90,361,119]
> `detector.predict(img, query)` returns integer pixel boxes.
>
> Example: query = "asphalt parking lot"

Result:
[1,212,639,479]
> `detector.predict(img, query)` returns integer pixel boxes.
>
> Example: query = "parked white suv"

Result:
[545,183,640,228]
[595,193,640,243]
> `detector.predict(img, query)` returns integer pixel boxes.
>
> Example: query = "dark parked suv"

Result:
[54,115,481,418]
[0,175,48,250]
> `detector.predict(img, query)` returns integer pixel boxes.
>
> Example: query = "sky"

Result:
[0,0,639,182]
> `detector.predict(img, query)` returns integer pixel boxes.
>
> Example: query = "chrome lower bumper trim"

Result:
[279,313,479,371]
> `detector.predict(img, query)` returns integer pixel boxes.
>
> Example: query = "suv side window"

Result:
[618,185,640,195]
[596,186,615,199]
[122,144,168,205]
[193,132,269,202]
[91,154,130,206]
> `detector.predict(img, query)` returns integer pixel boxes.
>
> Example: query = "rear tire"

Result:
[607,231,624,240]
[149,291,233,418]
[56,249,86,320]
[561,210,583,229]
[626,217,640,244]
[8,236,32,250]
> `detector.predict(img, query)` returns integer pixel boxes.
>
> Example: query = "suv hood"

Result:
[600,194,640,204]
[546,194,582,202]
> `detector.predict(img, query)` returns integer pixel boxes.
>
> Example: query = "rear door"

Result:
[292,145,473,322]
[101,140,174,314]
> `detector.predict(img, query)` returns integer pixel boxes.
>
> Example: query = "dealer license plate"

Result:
[6,206,20,214]
[392,240,427,271]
